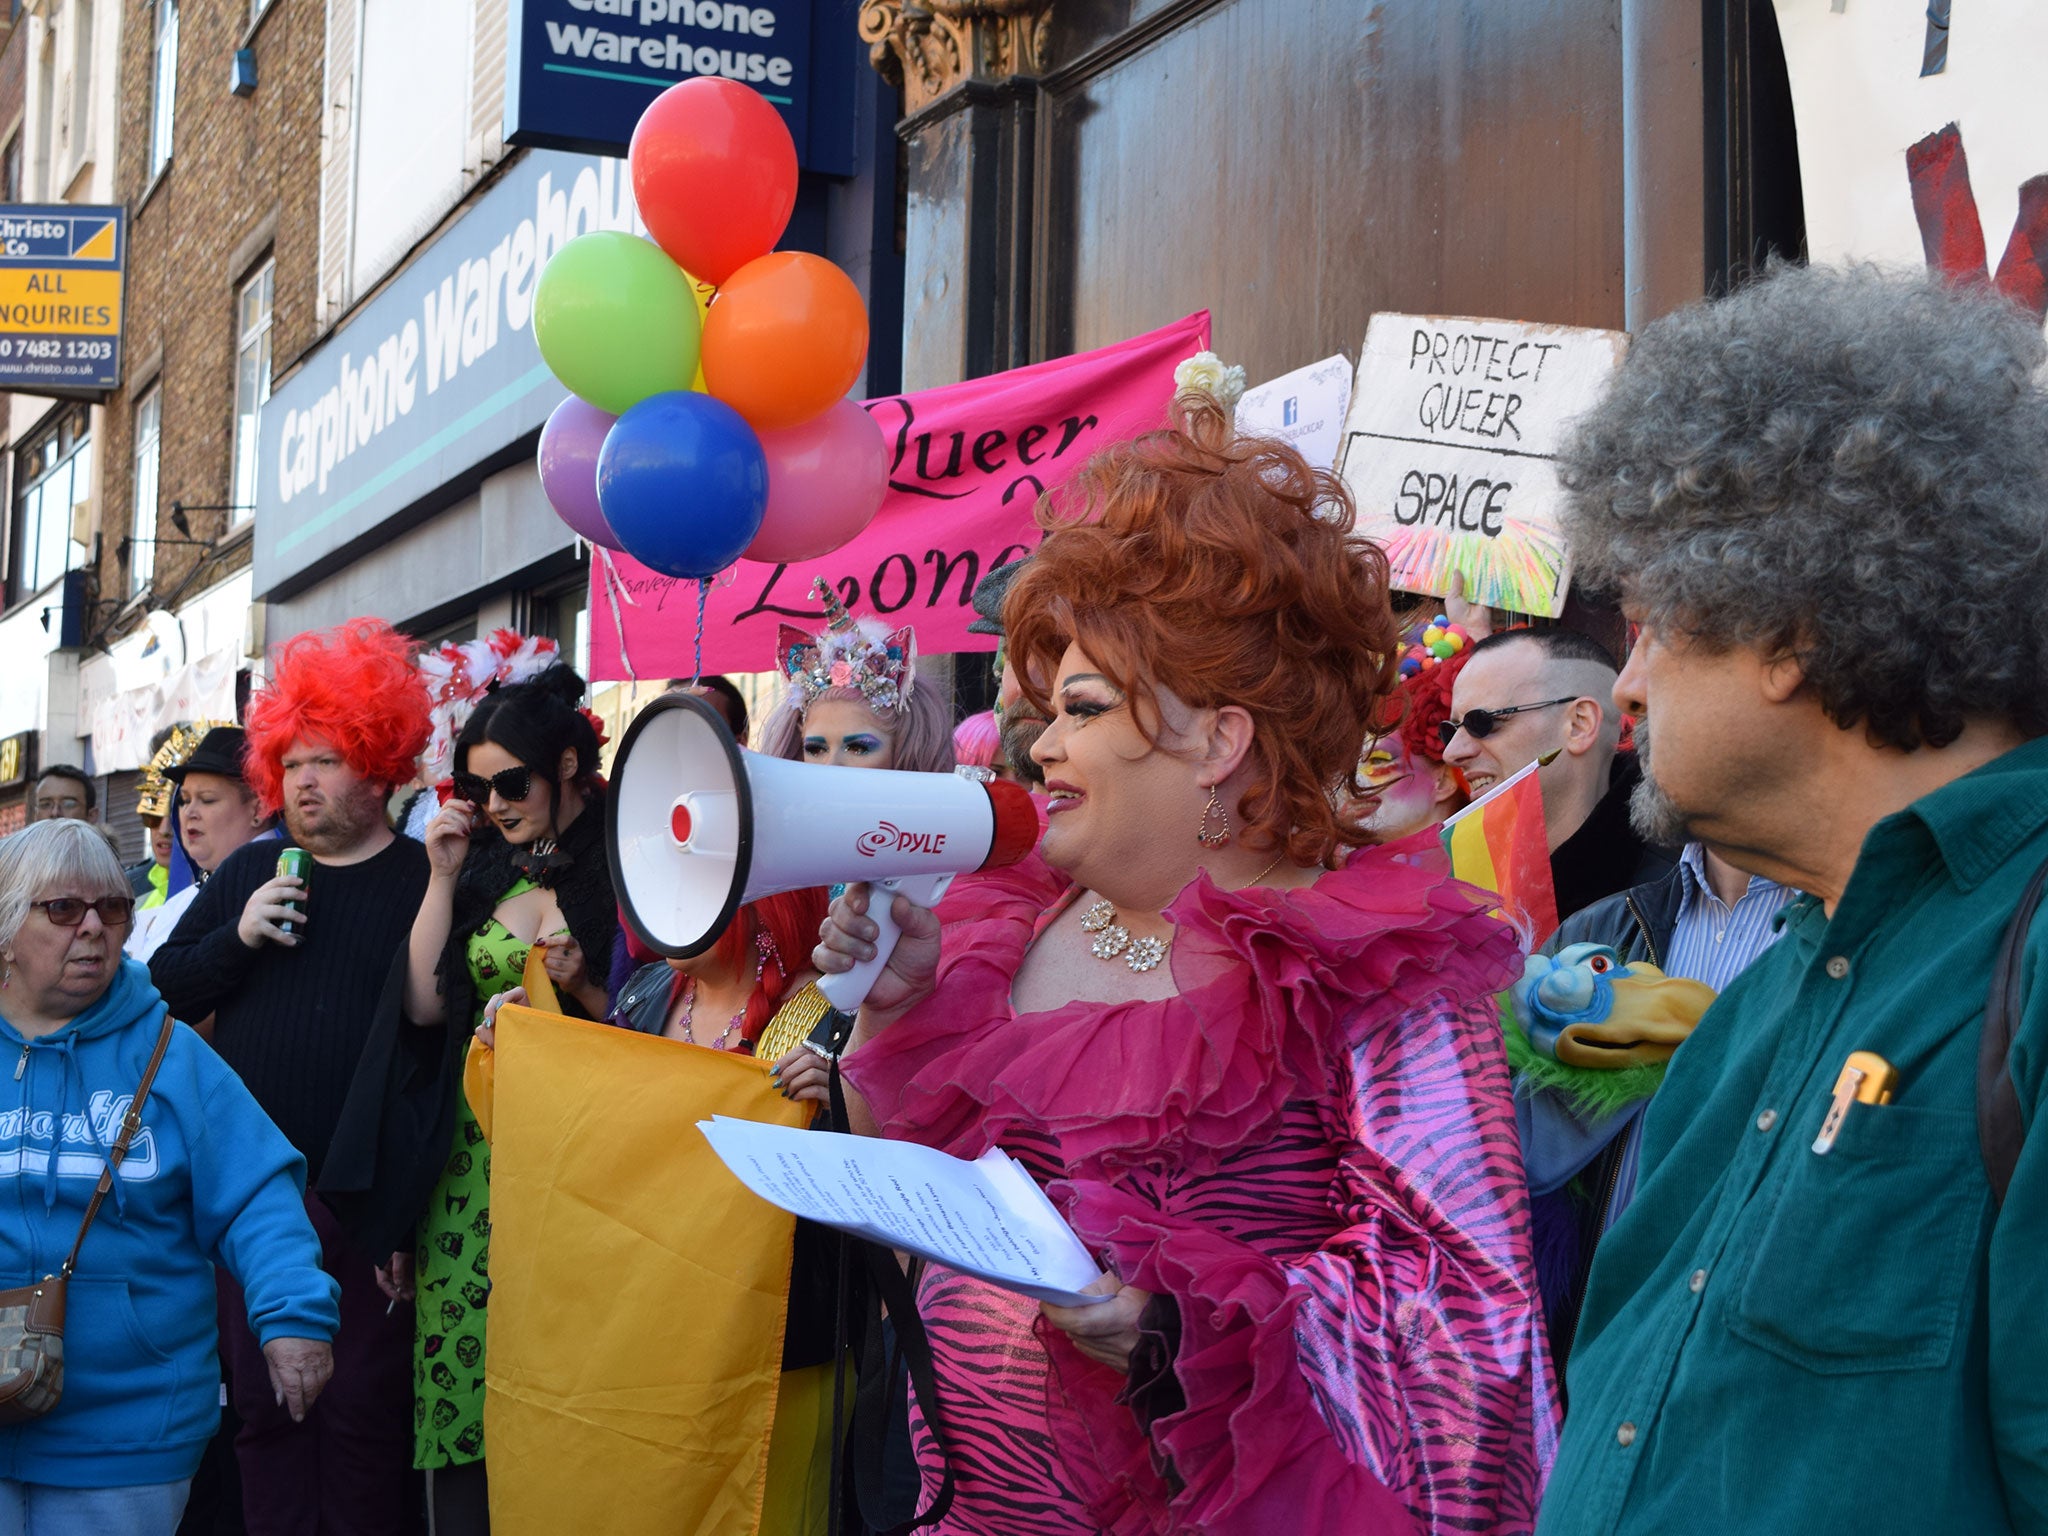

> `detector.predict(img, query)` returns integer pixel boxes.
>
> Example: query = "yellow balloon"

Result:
[690,276,714,392]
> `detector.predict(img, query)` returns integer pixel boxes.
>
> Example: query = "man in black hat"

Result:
[969,556,1046,788]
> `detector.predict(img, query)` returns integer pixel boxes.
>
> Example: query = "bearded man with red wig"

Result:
[152,617,432,1536]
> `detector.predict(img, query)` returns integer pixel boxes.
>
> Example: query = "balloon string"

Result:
[691,577,710,687]
[596,548,639,686]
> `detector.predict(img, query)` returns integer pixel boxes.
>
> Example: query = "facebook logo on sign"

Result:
[1283,396,1299,426]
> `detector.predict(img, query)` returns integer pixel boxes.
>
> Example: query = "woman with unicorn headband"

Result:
[757,579,958,775]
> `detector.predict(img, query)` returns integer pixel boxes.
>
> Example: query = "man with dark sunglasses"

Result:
[1445,627,1672,930]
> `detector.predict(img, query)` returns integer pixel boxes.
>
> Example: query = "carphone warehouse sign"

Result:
[507,1,841,171]
[253,152,641,599]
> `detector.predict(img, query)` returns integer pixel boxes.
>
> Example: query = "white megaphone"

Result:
[606,692,1041,1010]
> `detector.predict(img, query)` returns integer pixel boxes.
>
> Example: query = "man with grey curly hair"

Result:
[1535,263,2048,1536]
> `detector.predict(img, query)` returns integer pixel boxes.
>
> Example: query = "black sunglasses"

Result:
[1439,695,1580,749]
[32,895,135,928]
[452,766,534,805]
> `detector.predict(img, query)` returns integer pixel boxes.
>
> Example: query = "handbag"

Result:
[0,1012,175,1425]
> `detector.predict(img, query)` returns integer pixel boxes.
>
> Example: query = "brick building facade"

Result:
[98,0,322,629]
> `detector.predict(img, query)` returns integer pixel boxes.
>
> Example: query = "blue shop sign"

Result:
[507,0,850,175]
[252,152,638,600]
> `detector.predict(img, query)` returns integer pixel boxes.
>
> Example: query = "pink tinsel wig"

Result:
[243,617,432,814]
[952,709,1000,769]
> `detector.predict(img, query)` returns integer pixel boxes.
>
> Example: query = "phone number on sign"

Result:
[0,338,113,360]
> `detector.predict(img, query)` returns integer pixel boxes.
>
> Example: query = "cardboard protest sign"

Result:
[1235,354,1353,472]
[1336,314,1627,619]
[588,311,1209,680]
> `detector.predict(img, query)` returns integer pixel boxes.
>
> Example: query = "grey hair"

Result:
[0,819,131,950]
[1558,262,2048,751]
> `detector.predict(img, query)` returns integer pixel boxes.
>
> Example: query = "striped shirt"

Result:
[1605,844,1797,1228]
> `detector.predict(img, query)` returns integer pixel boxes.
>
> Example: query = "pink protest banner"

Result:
[587,311,1211,681]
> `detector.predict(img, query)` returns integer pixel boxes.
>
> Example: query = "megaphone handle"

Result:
[816,873,955,1013]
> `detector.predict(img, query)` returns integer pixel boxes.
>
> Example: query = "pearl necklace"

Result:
[1080,855,1287,973]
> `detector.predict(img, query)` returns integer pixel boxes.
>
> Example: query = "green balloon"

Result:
[534,232,701,416]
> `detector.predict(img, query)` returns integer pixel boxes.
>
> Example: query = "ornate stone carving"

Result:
[858,0,1055,114]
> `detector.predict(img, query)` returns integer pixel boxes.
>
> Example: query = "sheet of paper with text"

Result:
[698,1116,1110,1306]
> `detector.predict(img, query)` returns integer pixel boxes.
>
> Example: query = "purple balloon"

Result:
[537,397,626,550]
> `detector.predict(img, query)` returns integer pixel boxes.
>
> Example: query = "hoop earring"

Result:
[1196,786,1232,849]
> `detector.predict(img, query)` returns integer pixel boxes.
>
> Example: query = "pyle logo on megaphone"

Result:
[856,820,949,858]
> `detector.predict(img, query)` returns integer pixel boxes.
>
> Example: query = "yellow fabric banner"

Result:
[465,1005,808,1536]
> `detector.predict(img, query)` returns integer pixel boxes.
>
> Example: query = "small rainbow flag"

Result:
[1441,757,1558,945]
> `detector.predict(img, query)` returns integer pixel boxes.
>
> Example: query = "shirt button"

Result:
[1617,1421,1638,1448]
[1714,931,1725,943]
[1756,1108,1778,1132]
[1825,955,1851,980]
[1689,1269,1707,1293]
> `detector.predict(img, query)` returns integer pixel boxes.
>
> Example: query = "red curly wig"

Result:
[1005,393,1402,867]
[243,617,432,814]
[1383,648,1471,767]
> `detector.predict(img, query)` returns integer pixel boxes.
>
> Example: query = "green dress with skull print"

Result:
[411,877,535,1470]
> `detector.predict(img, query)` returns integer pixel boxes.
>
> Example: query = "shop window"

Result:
[9,405,91,608]
[231,260,274,522]
[148,0,176,179]
[130,389,161,597]
[536,578,589,681]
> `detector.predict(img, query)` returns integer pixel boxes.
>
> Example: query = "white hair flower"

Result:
[1174,350,1247,409]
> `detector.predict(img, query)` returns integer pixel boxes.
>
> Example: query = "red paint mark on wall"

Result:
[1907,122,2048,321]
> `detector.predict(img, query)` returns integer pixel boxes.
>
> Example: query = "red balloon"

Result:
[630,79,797,286]
[702,253,870,432]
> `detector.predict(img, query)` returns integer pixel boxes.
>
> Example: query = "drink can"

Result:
[276,847,311,936]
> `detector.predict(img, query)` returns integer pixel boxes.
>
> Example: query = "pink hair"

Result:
[952,709,1000,769]
[243,618,432,814]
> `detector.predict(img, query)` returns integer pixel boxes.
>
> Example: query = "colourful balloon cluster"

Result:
[531,80,888,579]
[1398,614,1472,677]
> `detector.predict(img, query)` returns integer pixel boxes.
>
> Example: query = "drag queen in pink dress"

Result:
[820,395,1558,1535]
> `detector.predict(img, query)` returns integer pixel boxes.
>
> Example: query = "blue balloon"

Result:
[596,391,768,579]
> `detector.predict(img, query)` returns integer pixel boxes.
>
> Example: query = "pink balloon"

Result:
[537,397,626,550]
[744,399,888,563]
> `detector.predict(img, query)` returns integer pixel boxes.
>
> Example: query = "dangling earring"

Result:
[1196,786,1232,849]
[2,959,11,990]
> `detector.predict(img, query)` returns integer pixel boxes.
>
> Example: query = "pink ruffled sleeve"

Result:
[839,852,1069,1156]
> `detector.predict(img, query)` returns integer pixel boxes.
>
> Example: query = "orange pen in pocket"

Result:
[1811,1050,1897,1154]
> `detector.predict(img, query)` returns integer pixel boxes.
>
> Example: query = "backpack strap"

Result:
[61,1013,176,1279]
[1980,858,2048,1207]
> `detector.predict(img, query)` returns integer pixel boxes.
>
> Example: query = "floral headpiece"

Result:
[777,579,916,716]
[417,629,561,780]
[136,719,235,820]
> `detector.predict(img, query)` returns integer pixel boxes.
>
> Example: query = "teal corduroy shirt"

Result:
[1537,735,2048,1536]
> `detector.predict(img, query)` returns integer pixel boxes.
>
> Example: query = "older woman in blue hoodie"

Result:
[0,819,339,1533]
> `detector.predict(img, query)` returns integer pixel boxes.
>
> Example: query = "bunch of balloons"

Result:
[530,79,889,579]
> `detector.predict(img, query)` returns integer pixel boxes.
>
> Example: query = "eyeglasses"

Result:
[33,797,84,815]
[31,896,135,928]
[1439,695,1581,749]
[452,766,534,805]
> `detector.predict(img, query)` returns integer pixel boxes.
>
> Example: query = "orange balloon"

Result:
[701,253,870,433]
